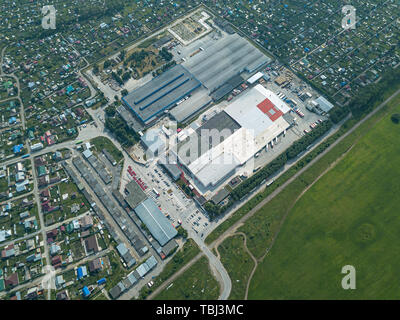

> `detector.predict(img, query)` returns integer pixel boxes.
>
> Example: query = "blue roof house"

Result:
[77,266,88,280]
[82,286,90,297]
[13,144,23,154]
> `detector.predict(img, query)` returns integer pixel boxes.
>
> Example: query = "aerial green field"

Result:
[248,101,400,299]
[154,257,220,300]
[139,239,200,299]
[218,234,255,300]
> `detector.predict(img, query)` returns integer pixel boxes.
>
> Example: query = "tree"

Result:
[105,105,116,117]
[329,105,349,124]
[159,47,173,61]
[122,72,131,82]
[92,64,99,75]
[391,114,400,124]
[177,226,188,239]
[103,59,111,69]
[119,49,126,61]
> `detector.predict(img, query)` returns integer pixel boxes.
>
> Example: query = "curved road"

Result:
[190,231,232,300]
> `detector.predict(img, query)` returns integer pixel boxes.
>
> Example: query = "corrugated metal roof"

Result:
[134,198,177,246]
[315,96,334,112]
[122,65,201,124]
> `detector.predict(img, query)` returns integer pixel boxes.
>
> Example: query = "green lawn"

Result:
[92,292,109,300]
[248,101,400,299]
[91,136,123,163]
[218,234,255,300]
[154,257,220,300]
[139,239,200,299]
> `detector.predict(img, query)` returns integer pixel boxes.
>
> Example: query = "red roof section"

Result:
[257,98,283,122]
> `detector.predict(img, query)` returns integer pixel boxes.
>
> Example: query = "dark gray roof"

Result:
[177,111,240,165]
[116,105,145,132]
[134,198,177,246]
[162,239,178,256]
[125,181,147,209]
[211,74,244,101]
[122,65,202,124]
[153,35,173,48]
[196,110,240,134]
[159,162,181,181]
[183,33,271,92]
[211,187,230,205]
[85,153,112,184]
[109,285,123,299]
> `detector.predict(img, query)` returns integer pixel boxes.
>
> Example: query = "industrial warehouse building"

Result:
[182,33,271,93]
[122,32,272,127]
[122,64,202,125]
[158,161,182,181]
[125,180,147,209]
[174,85,291,188]
[134,198,177,246]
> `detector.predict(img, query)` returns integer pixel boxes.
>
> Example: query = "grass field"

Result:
[247,99,400,299]
[91,136,123,163]
[154,256,220,300]
[139,239,200,299]
[217,234,255,299]
[92,292,109,300]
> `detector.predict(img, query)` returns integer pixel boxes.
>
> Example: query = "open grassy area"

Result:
[246,97,400,299]
[139,239,200,299]
[154,256,220,300]
[91,292,109,300]
[91,136,123,163]
[217,234,255,300]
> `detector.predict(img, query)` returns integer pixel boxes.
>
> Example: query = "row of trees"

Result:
[105,111,139,148]
[111,71,124,86]
[286,121,332,159]
[152,60,176,77]
[159,47,173,62]
[348,67,400,119]
[329,105,350,124]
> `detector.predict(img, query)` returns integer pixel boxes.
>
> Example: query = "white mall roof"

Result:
[224,84,290,136]
[177,85,291,188]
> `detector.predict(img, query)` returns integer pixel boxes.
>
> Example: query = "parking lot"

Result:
[120,155,200,232]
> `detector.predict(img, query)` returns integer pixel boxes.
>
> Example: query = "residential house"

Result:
[84,235,99,254]
[88,258,102,273]
[5,273,19,288]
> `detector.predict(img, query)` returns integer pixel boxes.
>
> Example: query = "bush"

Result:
[391,114,400,124]
[105,105,116,117]
[329,105,350,124]
[105,114,139,147]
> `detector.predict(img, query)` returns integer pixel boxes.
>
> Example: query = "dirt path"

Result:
[242,143,356,298]
[241,89,400,298]
[236,232,258,300]
[146,253,204,300]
